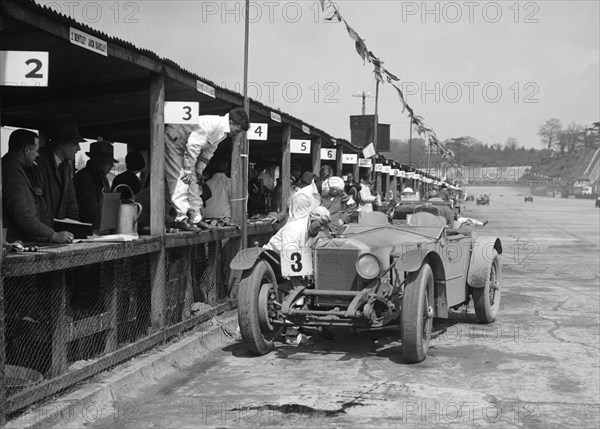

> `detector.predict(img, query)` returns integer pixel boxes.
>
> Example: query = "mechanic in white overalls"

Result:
[164,108,249,230]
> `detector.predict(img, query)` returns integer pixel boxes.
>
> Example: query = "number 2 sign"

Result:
[247,123,268,140]
[0,51,49,87]
[164,102,199,124]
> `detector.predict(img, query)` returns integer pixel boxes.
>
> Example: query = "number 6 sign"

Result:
[0,51,49,87]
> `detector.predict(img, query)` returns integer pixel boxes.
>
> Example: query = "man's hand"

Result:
[181,170,194,184]
[52,231,74,244]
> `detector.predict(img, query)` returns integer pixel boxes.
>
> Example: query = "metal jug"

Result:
[114,185,143,234]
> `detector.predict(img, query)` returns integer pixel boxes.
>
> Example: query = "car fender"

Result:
[230,247,280,272]
[467,236,502,288]
[391,245,437,273]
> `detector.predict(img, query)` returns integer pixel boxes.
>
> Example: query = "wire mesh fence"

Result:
[1,234,250,410]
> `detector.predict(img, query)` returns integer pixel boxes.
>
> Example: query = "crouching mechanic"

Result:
[164,107,250,230]
[263,206,331,252]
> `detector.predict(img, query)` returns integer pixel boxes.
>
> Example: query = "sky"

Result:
[27,0,600,150]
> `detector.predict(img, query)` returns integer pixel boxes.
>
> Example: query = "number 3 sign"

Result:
[0,51,49,87]
[280,247,313,277]
[164,102,199,124]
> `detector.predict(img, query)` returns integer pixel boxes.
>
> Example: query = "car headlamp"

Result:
[356,253,382,280]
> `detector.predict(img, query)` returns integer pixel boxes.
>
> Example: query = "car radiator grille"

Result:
[314,248,361,307]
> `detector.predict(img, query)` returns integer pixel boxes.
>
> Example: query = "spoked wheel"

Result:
[401,263,434,363]
[238,260,280,355]
[472,251,501,323]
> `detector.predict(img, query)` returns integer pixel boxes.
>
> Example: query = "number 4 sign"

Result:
[248,123,268,140]
[0,51,49,87]
[164,102,199,124]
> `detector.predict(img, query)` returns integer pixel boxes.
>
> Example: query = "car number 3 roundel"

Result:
[280,247,313,277]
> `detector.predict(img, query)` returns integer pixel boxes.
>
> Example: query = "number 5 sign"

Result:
[164,102,199,124]
[0,51,49,87]
[247,123,268,140]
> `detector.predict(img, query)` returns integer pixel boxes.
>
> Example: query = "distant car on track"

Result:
[524,195,534,203]
[476,195,490,206]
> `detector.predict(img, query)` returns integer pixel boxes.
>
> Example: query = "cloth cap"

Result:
[309,206,331,223]
[402,187,414,194]
[125,151,145,171]
[322,176,345,193]
[86,141,117,163]
[47,120,85,146]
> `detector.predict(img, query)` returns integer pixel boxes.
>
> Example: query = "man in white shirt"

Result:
[164,108,249,230]
[288,171,322,222]
[358,172,377,215]
[204,160,232,219]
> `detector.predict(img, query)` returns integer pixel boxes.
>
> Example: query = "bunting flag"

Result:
[318,0,456,166]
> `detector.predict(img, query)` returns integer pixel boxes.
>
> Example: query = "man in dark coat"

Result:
[74,141,117,227]
[111,150,145,198]
[29,120,82,223]
[2,129,73,243]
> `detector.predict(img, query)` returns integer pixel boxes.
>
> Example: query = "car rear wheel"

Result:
[238,260,279,355]
[401,263,434,363]
[472,251,501,323]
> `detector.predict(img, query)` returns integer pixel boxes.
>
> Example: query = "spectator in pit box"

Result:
[164,107,250,231]
[111,150,145,198]
[74,141,117,227]
[204,160,232,219]
[357,172,377,215]
[28,120,82,223]
[2,129,74,243]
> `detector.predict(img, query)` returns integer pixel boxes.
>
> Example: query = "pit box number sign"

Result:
[0,51,49,87]
[248,123,268,140]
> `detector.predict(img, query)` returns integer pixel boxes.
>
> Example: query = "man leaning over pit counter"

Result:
[2,129,74,244]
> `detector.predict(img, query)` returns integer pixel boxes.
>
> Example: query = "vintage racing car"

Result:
[231,211,502,363]
[476,195,490,205]
[524,195,534,203]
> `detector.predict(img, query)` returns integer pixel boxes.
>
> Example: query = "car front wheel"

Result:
[472,250,501,323]
[401,262,434,363]
[238,260,279,355]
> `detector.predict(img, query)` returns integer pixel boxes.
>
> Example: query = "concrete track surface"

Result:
[80,187,600,428]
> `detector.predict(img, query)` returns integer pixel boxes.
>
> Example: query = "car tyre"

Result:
[472,250,501,323]
[401,262,434,363]
[238,260,278,355]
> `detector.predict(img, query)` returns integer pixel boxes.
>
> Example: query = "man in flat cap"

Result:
[74,140,117,227]
[28,120,83,224]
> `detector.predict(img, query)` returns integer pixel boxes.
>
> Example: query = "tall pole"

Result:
[241,0,250,247]
[372,80,380,186]
[408,113,413,167]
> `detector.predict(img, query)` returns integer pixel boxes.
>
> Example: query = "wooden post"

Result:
[149,74,166,331]
[311,137,321,175]
[353,157,360,181]
[281,125,291,209]
[384,169,390,199]
[149,75,165,236]
[230,132,245,229]
[50,271,67,378]
[335,142,343,176]
[0,89,5,426]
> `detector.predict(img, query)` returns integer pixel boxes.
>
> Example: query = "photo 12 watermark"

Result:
[201,1,340,24]
[400,1,540,24]
[399,81,540,104]
[39,1,140,24]
[220,81,340,104]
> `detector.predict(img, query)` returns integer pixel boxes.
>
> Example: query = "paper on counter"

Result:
[76,233,139,242]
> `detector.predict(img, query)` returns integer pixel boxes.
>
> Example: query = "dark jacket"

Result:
[29,147,80,222]
[74,160,110,226]
[2,154,55,242]
[111,170,142,198]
